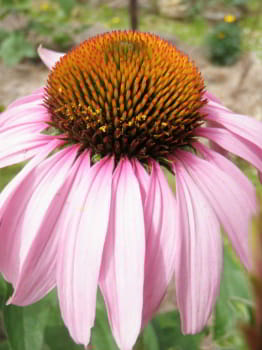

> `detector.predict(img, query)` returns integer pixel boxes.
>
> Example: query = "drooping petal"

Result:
[0,139,62,283]
[99,159,145,350]
[204,119,229,158]
[142,161,176,327]
[0,145,78,287]
[173,159,223,334]
[6,88,45,110]
[37,45,65,69]
[195,126,262,176]
[0,130,57,168]
[204,91,222,104]
[56,156,113,347]
[202,103,262,150]
[8,146,81,306]
[1,103,49,130]
[175,150,256,269]
[204,92,231,112]
[0,99,51,168]
[195,141,256,210]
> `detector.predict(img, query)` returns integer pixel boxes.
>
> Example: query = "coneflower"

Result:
[0,31,261,350]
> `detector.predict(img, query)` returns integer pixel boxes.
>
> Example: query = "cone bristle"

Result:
[45,31,206,162]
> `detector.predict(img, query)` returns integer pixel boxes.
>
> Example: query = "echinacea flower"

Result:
[0,31,261,350]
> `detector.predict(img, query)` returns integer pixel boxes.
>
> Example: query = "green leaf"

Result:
[149,311,205,350]
[39,291,84,350]
[0,276,7,309]
[52,31,73,49]
[0,341,11,350]
[56,0,76,15]
[3,298,50,350]
[141,323,159,350]
[45,291,116,350]
[44,325,83,350]
[92,296,118,350]
[0,32,36,66]
[213,244,251,347]
[0,29,7,43]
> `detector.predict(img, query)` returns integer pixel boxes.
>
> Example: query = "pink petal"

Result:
[8,146,80,306]
[0,139,62,283]
[1,104,49,130]
[7,88,45,110]
[204,91,222,104]
[56,156,113,347]
[195,141,256,209]
[173,159,223,334]
[175,150,256,269]
[0,146,78,286]
[195,126,262,175]
[202,103,262,149]
[204,120,229,158]
[142,161,176,327]
[38,45,65,69]
[204,93,231,113]
[132,159,150,204]
[99,159,145,350]
[0,130,57,168]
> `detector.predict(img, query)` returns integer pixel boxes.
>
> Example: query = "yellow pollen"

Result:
[99,125,108,133]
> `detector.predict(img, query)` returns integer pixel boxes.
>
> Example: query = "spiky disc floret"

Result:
[45,30,206,162]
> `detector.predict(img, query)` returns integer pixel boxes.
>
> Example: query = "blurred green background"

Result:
[0,1,262,349]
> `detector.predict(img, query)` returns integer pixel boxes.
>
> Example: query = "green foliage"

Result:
[0,0,76,66]
[0,289,85,350]
[54,0,77,15]
[207,21,242,65]
[92,295,118,350]
[52,31,73,50]
[0,276,8,308]
[184,0,249,16]
[4,302,49,350]
[147,311,205,350]
[241,196,262,350]
[223,0,249,6]
[0,32,36,66]
[0,164,24,192]
[213,244,252,349]
[0,30,7,43]
[0,278,206,350]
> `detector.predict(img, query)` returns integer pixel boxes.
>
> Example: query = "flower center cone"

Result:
[45,30,206,163]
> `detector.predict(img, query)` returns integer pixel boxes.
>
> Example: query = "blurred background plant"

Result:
[207,15,242,65]
[0,1,262,350]
[0,0,261,65]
